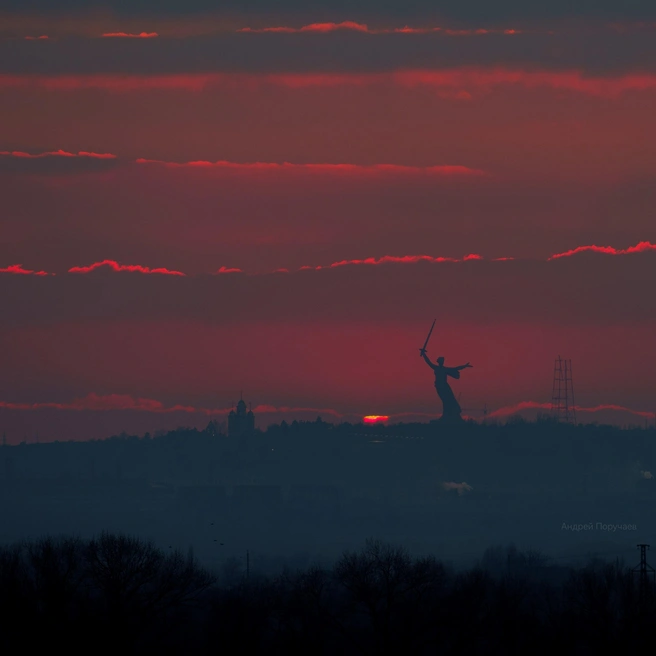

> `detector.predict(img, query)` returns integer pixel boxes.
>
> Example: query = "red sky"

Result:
[0,13,655,440]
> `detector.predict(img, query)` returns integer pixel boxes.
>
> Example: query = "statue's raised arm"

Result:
[421,352,438,370]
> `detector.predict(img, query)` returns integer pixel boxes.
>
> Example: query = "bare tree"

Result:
[561,559,648,651]
[444,567,493,654]
[0,537,90,649]
[273,565,359,655]
[0,543,31,646]
[27,537,87,624]
[85,532,215,648]
[334,538,448,655]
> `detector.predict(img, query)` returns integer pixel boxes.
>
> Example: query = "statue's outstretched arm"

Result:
[456,362,473,370]
[422,353,437,369]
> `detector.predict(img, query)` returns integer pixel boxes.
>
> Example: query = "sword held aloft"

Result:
[419,319,436,357]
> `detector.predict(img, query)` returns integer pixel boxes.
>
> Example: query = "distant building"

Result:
[228,397,255,438]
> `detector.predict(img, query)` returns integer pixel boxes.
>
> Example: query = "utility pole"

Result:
[632,544,655,608]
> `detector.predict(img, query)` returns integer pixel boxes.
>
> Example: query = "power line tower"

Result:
[551,356,576,424]
[632,544,655,607]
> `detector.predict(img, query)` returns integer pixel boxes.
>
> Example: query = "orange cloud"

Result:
[77,151,118,159]
[239,21,370,34]
[2,241,652,280]
[251,405,346,418]
[577,404,655,418]
[390,70,656,97]
[135,158,486,176]
[300,253,485,271]
[487,401,552,417]
[0,395,355,420]
[238,23,522,35]
[0,74,227,91]
[290,242,643,276]
[68,260,185,276]
[487,401,653,419]
[3,69,656,97]
[101,32,158,38]
[0,393,200,414]
[549,241,656,259]
[392,27,441,34]
[24,35,48,40]
[0,264,52,276]
[0,149,116,159]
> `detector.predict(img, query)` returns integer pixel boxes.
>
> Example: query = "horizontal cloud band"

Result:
[2,69,656,97]
[487,401,654,419]
[0,394,346,419]
[68,260,185,276]
[1,242,653,277]
[238,22,522,35]
[0,394,651,424]
[101,32,158,38]
[0,150,485,177]
[548,242,656,259]
[135,158,485,176]
[0,264,52,276]
[0,149,116,159]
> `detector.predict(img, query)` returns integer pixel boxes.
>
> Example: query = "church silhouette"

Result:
[228,395,255,438]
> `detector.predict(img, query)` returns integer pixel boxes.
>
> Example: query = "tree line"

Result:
[0,534,654,654]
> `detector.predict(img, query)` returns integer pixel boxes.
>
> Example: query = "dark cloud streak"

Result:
[0,150,120,174]
[0,254,653,328]
[3,31,656,75]
[2,0,655,23]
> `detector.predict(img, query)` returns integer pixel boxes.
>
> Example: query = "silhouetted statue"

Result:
[421,352,472,422]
